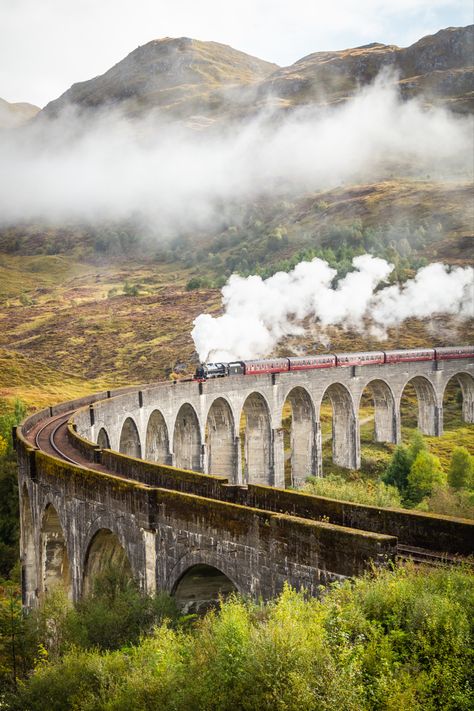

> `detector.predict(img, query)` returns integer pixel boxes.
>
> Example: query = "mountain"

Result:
[259,26,474,113]
[38,26,473,125]
[41,37,278,123]
[0,97,40,128]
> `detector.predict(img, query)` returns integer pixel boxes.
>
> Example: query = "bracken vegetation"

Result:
[1,564,473,711]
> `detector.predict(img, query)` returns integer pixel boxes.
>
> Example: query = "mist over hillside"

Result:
[0,26,473,257]
[0,25,472,364]
[0,97,39,129]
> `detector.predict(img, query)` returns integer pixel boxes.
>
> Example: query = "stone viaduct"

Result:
[16,354,474,612]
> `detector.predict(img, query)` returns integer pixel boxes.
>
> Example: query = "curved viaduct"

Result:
[16,354,474,610]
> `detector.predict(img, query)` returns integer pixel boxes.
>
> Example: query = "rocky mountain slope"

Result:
[0,97,40,128]
[38,25,473,125]
[260,26,474,113]
[40,38,278,123]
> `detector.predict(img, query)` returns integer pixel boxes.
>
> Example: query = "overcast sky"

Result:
[1,0,472,107]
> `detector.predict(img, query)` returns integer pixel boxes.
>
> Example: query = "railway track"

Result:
[397,544,471,567]
[33,411,84,466]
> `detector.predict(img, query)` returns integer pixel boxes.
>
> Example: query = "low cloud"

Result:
[0,74,472,232]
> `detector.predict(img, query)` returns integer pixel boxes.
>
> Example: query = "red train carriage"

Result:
[385,348,435,364]
[288,355,336,371]
[335,351,385,367]
[435,346,474,361]
[243,358,290,375]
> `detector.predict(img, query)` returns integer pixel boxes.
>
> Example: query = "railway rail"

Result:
[33,411,85,467]
[396,544,472,568]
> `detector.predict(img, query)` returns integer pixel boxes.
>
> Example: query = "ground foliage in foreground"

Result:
[0,399,27,579]
[6,564,474,711]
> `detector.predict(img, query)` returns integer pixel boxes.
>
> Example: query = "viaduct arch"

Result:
[82,358,474,485]
[40,503,71,599]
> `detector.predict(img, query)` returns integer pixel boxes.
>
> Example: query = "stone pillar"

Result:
[200,443,208,473]
[352,417,361,470]
[434,405,443,437]
[313,421,323,478]
[272,428,285,489]
[142,529,157,595]
[234,436,242,485]
[393,407,402,445]
[418,401,437,436]
[333,412,360,470]
[462,386,474,424]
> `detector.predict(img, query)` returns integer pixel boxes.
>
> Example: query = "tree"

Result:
[448,447,473,490]
[383,432,428,496]
[407,451,446,504]
[407,430,427,465]
[383,445,411,492]
[0,582,36,694]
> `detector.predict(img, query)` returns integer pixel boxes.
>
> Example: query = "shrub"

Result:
[418,486,474,519]
[407,451,446,504]
[448,447,473,490]
[305,474,402,508]
[10,567,474,711]
[383,445,411,492]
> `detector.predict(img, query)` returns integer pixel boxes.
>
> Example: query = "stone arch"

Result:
[82,528,134,597]
[172,564,238,614]
[240,392,272,485]
[145,409,171,464]
[40,503,71,598]
[173,403,202,471]
[358,379,398,444]
[400,376,440,436]
[119,417,142,458]
[319,383,359,470]
[21,485,37,607]
[442,372,474,426]
[282,387,317,487]
[205,397,237,481]
[97,427,110,449]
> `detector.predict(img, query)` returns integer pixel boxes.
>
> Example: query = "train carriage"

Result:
[435,346,474,361]
[385,348,434,364]
[335,351,385,367]
[243,358,290,375]
[288,355,336,370]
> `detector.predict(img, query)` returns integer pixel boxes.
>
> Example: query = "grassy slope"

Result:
[0,178,472,419]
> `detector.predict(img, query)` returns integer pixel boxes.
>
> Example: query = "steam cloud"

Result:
[191,256,474,361]
[0,74,472,229]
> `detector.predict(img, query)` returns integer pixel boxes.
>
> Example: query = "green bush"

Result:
[383,445,411,492]
[407,451,446,505]
[0,399,27,579]
[305,474,402,508]
[9,566,474,711]
[448,447,474,490]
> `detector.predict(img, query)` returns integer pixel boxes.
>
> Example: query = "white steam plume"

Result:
[0,74,472,229]
[191,256,473,361]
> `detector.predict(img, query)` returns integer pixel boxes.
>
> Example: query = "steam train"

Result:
[194,346,474,381]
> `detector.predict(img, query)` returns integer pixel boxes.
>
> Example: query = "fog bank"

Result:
[0,75,472,231]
